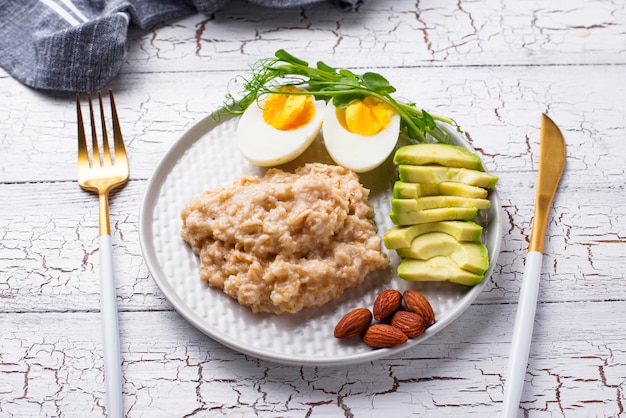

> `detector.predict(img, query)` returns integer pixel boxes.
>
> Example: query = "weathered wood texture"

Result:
[1,0,625,416]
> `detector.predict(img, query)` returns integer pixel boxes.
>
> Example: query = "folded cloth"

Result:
[0,0,361,92]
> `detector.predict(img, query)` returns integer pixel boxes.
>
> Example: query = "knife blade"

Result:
[503,113,566,417]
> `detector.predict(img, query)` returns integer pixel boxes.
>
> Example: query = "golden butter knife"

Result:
[503,114,566,417]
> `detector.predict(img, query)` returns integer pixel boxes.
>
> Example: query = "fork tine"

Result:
[98,91,112,164]
[76,94,90,168]
[108,89,127,165]
[87,92,101,166]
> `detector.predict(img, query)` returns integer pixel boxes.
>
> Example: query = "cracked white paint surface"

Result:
[1,0,626,416]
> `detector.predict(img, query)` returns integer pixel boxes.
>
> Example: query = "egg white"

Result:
[237,95,326,167]
[322,101,401,173]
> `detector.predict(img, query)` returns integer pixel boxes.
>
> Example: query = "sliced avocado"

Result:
[438,182,488,199]
[394,182,420,199]
[393,143,484,171]
[390,207,478,226]
[393,181,441,198]
[399,165,499,189]
[396,232,489,275]
[391,196,491,212]
[393,181,487,199]
[397,256,485,286]
[383,221,483,249]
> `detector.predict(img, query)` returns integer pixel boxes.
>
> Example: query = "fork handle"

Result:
[100,234,124,418]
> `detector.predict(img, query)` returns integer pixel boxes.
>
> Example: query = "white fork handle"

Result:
[503,250,543,418]
[99,234,124,418]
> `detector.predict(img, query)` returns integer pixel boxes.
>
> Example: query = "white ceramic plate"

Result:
[138,113,502,366]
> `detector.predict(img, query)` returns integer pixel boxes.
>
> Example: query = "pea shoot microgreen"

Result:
[219,49,458,143]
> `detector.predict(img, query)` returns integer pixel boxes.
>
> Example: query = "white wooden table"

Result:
[1,1,625,416]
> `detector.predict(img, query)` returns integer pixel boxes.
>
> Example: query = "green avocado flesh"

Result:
[399,165,499,189]
[393,143,484,171]
[391,196,491,212]
[394,182,432,198]
[390,207,478,226]
[393,181,488,199]
[397,257,485,286]
[387,143,496,287]
[438,182,488,199]
[396,232,489,275]
[383,221,483,249]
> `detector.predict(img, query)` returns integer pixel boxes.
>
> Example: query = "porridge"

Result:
[180,163,389,315]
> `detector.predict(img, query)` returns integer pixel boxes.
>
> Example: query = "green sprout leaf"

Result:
[219,50,458,143]
[274,49,308,66]
[332,93,366,108]
[361,72,396,95]
[316,61,336,74]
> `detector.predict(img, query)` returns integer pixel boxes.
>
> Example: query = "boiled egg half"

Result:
[322,96,401,173]
[237,86,326,166]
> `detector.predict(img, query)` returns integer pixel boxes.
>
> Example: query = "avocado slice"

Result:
[391,196,491,212]
[396,232,489,275]
[438,182,488,199]
[394,182,422,199]
[383,221,483,249]
[393,143,484,171]
[399,165,499,189]
[390,207,478,226]
[397,256,485,286]
[393,181,487,199]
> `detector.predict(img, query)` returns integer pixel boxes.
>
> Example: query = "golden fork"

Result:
[77,90,128,418]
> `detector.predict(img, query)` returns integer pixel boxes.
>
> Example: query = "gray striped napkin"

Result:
[0,0,361,92]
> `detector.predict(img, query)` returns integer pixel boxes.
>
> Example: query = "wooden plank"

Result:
[0,302,624,417]
[0,64,623,183]
[124,0,626,73]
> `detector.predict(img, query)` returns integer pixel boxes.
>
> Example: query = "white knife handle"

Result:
[503,250,543,418]
[99,234,124,418]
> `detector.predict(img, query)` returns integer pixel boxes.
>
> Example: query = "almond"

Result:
[372,289,403,321]
[391,311,427,338]
[362,324,408,348]
[334,308,373,338]
[403,289,435,325]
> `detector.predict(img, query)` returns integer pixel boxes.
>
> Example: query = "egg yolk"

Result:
[337,96,394,136]
[262,86,316,131]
